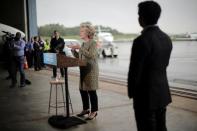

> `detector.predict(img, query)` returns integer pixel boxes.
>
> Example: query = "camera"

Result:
[2,31,15,42]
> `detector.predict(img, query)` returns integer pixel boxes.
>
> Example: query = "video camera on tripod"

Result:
[2,31,15,42]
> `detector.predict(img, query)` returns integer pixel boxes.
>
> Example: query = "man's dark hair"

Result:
[14,32,21,41]
[16,32,21,38]
[34,36,38,41]
[138,1,161,25]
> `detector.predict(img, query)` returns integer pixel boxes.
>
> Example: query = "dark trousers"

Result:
[34,53,41,70]
[25,51,33,68]
[134,107,167,131]
[52,52,65,77]
[5,56,12,77]
[11,56,26,85]
[80,90,98,112]
[53,66,64,77]
[40,51,44,67]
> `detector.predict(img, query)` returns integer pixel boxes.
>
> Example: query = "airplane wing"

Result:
[0,23,25,38]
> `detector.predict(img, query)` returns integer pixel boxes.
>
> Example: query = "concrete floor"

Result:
[0,67,196,131]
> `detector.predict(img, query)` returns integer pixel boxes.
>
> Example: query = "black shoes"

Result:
[77,110,90,117]
[85,112,97,120]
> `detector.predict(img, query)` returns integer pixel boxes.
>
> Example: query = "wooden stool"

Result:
[48,80,73,115]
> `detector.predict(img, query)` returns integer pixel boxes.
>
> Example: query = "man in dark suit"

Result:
[127,1,172,131]
[50,30,65,78]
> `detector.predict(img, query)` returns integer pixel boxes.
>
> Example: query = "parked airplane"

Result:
[187,33,197,39]
[174,32,197,41]
[96,26,118,58]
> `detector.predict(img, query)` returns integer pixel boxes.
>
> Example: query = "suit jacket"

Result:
[127,26,172,110]
[72,39,99,91]
[50,37,65,53]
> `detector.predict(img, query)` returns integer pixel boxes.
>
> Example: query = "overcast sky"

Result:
[36,0,197,34]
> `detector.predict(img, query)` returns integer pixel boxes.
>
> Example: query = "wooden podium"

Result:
[44,53,87,129]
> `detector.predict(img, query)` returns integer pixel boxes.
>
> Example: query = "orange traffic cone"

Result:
[24,57,28,69]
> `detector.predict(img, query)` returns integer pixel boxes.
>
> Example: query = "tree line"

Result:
[38,23,127,37]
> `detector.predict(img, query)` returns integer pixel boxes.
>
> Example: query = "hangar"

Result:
[0,0,38,40]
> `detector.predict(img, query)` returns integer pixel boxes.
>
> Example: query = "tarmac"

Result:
[0,67,197,131]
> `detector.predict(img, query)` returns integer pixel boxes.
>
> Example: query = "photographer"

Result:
[10,32,26,88]
[2,32,15,80]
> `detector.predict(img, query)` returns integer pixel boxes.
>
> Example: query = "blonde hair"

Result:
[80,22,95,39]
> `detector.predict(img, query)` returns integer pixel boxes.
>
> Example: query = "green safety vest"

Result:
[44,42,50,51]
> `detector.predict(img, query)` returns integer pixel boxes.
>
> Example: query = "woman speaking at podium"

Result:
[69,22,99,120]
